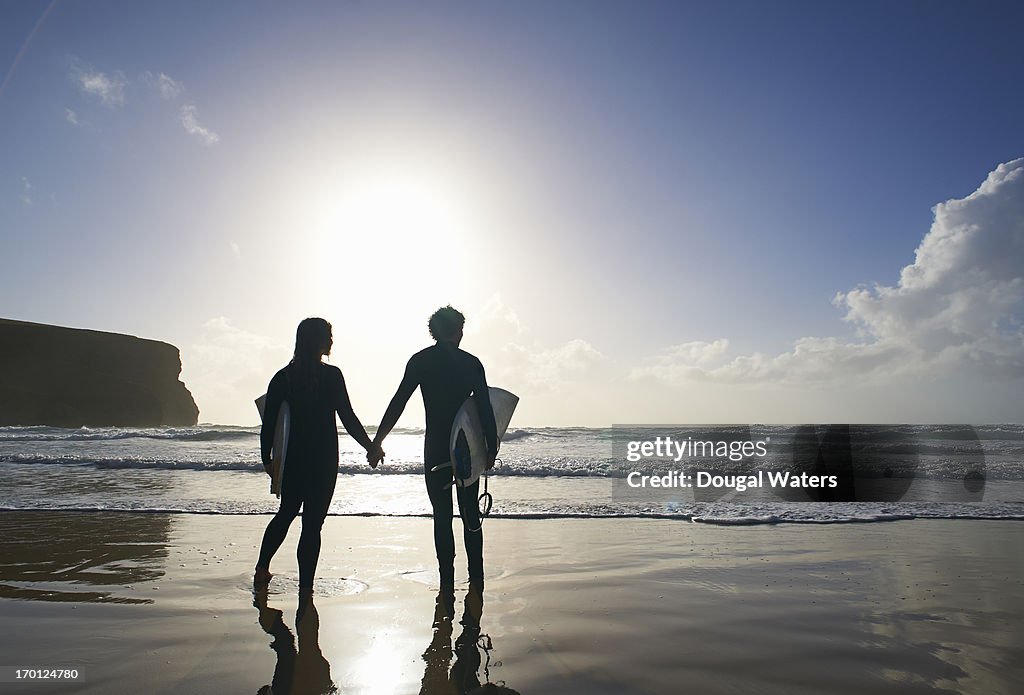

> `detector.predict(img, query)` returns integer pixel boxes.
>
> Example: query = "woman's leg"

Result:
[296,474,336,589]
[258,488,303,572]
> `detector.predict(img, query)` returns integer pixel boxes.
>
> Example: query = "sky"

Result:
[2,0,1023,426]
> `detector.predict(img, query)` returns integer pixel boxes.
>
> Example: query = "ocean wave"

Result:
[0,426,258,442]
[850,442,1024,456]
[0,454,256,471]
[2,452,1022,480]
[0,425,431,442]
[1,423,1019,446]
[608,424,1024,441]
[0,453,430,474]
[689,513,916,525]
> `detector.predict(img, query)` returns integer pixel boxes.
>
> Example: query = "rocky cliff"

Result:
[0,318,199,427]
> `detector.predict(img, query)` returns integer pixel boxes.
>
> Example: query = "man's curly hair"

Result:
[428,305,465,341]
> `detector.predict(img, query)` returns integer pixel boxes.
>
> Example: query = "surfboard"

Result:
[448,387,519,488]
[255,395,290,498]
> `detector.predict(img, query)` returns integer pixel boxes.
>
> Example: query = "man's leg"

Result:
[425,466,456,588]
[455,480,483,587]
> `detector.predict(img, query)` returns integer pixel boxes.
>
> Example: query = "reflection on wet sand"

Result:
[0,510,170,603]
[254,591,337,695]
[421,589,520,695]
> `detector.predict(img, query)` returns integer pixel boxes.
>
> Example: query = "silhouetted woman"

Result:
[255,317,382,592]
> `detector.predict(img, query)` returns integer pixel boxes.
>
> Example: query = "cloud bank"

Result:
[634,158,1024,386]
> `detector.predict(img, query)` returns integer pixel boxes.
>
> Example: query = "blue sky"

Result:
[2,1,1023,425]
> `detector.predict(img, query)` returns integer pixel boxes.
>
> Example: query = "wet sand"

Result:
[1,511,1022,694]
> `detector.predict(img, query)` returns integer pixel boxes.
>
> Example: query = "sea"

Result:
[1,424,1022,526]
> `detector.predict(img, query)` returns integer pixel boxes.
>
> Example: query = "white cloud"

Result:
[143,71,183,100]
[179,104,219,145]
[635,157,1024,386]
[69,61,222,146]
[470,295,607,395]
[230,241,241,259]
[465,293,524,342]
[182,318,286,424]
[18,177,33,206]
[500,338,607,393]
[157,73,183,100]
[630,339,731,383]
[72,64,127,107]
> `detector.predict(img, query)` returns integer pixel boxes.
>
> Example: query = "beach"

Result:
[1,511,1021,694]
[4,2,1024,693]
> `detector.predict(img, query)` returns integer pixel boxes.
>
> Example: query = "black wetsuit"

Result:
[258,363,360,588]
[387,343,498,584]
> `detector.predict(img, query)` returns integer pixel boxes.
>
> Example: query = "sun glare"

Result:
[316,174,473,311]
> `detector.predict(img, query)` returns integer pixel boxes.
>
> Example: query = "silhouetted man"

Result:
[373,306,498,591]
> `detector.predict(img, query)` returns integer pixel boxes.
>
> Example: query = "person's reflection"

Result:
[255,591,337,695]
[419,589,520,695]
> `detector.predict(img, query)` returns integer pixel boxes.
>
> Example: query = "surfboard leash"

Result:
[458,458,499,533]
[479,463,495,518]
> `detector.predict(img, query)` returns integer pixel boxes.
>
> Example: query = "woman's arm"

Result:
[333,369,377,453]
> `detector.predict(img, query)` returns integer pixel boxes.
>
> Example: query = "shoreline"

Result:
[1,512,1022,693]
[3,506,1024,524]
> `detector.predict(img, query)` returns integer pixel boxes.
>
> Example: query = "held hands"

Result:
[366,442,385,469]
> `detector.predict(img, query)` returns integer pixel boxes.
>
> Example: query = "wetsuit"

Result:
[258,363,361,589]
[383,343,498,585]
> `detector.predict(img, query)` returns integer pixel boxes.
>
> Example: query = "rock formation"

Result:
[0,318,199,427]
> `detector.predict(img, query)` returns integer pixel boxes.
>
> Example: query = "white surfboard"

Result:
[447,387,518,488]
[255,395,290,498]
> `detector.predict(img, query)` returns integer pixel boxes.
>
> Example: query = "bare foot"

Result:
[253,566,273,592]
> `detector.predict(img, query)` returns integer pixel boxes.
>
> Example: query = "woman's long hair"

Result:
[290,317,332,395]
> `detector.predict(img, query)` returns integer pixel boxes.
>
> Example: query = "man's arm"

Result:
[472,360,499,469]
[373,357,420,447]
